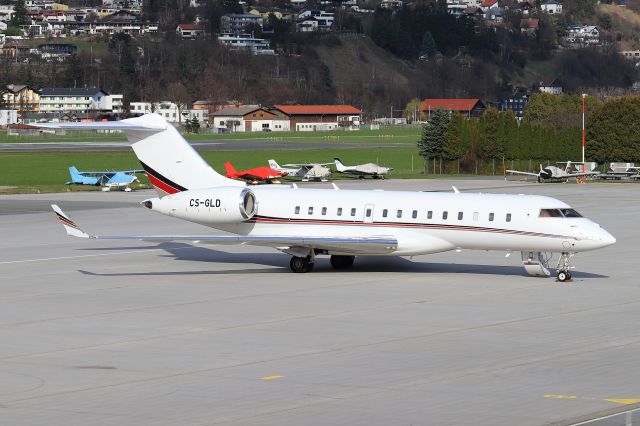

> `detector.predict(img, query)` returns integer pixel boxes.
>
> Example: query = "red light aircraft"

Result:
[224,162,288,184]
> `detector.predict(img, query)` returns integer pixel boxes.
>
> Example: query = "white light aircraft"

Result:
[48,114,615,281]
[506,161,598,183]
[334,158,392,179]
[268,159,332,182]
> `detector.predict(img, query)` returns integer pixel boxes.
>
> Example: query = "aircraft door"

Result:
[364,203,374,223]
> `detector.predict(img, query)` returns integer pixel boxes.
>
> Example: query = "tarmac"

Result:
[1,178,639,426]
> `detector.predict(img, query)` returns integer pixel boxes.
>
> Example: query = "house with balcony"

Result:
[39,88,123,115]
[419,98,486,118]
[217,33,274,55]
[220,13,263,34]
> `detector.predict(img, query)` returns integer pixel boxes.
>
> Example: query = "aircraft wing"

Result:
[37,116,167,132]
[52,205,397,254]
[283,163,333,167]
[564,171,599,178]
[506,170,539,177]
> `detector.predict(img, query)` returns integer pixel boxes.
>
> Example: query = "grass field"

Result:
[0,127,420,144]
[0,147,428,193]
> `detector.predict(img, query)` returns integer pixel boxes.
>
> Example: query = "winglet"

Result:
[452,186,460,194]
[51,205,90,238]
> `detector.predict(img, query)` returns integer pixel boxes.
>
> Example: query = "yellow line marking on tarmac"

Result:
[604,399,640,405]
[544,395,640,405]
[261,375,283,381]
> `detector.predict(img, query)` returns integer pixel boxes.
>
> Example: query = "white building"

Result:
[211,105,290,132]
[541,0,562,14]
[129,101,205,124]
[565,24,599,45]
[38,88,123,114]
[217,33,274,55]
[539,78,563,95]
[0,109,18,126]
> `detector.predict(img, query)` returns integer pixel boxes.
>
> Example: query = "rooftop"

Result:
[274,105,362,115]
[419,99,482,112]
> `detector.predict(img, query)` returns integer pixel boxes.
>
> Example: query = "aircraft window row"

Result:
[539,208,582,218]
[294,205,514,222]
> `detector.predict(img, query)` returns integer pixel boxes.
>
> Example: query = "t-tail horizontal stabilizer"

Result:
[51,204,90,238]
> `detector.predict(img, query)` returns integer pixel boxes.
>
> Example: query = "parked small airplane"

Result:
[66,166,143,191]
[506,161,598,183]
[334,158,393,179]
[224,162,287,184]
[268,159,332,182]
[47,114,615,282]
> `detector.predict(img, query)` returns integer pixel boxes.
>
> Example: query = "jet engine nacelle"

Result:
[142,187,257,224]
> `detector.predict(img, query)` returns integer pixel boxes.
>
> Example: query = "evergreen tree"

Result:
[420,30,437,58]
[9,0,29,27]
[418,108,449,166]
[442,112,466,162]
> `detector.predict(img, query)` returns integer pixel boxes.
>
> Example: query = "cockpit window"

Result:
[539,208,582,218]
[560,208,582,218]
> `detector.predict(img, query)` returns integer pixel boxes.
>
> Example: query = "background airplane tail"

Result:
[334,158,347,172]
[224,162,237,176]
[268,159,280,170]
[68,166,81,182]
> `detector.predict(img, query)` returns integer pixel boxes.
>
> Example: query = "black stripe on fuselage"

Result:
[249,215,574,240]
[140,161,188,192]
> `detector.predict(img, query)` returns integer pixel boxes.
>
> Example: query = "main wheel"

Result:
[330,255,355,270]
[557,270,570,282]
[290,256,312,273]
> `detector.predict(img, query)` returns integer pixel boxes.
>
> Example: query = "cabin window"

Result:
[308,207,313,215]
[397,210,402,218]
[457,212,463,220]
[489,212,494,221]
[351,208,356,217]
[337,207,342,216]
[506,213,512,222]
[295,206,300,215]
[366,208,372,218]
[473,212,479,221]
[412,210,418,219]
[321,207,327,215]
[427,211,433,219]
[382,209,388,218]
[442,211,448,220]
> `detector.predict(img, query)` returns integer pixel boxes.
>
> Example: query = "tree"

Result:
[418,108,449,172]
[587,97,640,164]
[442,113,468,172]
[184,117,201,133]
[9,0,29,27]
[403,98,423,123]
[420,30,437,58]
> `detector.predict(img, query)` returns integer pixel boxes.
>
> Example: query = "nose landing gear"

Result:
[556,252,575,282]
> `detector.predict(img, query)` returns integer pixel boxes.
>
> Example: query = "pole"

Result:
[582,93,586,173]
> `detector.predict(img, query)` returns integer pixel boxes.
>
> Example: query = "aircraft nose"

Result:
[599,229,616,247]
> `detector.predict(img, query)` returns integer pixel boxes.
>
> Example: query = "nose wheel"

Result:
[556,252,575,282]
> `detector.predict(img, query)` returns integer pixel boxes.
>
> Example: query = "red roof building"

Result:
[480,0,498,8]
[273,105,362,131]
[419,99,485,117]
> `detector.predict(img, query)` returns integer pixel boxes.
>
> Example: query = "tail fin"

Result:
[268,159,280,170]
[224,162,237,176]
[40,114,244,196]
[334,158,346,172]
[68,166,81,181]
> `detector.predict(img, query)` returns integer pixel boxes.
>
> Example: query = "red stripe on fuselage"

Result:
[146,172,181,195]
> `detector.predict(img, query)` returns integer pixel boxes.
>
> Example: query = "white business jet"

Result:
[48,114,615,281]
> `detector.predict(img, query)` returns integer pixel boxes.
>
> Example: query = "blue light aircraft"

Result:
[66,166,144,191]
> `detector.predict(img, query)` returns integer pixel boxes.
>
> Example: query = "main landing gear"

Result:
[556,252,574,282]
[289,256,314,273]
[288,255,356,272]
